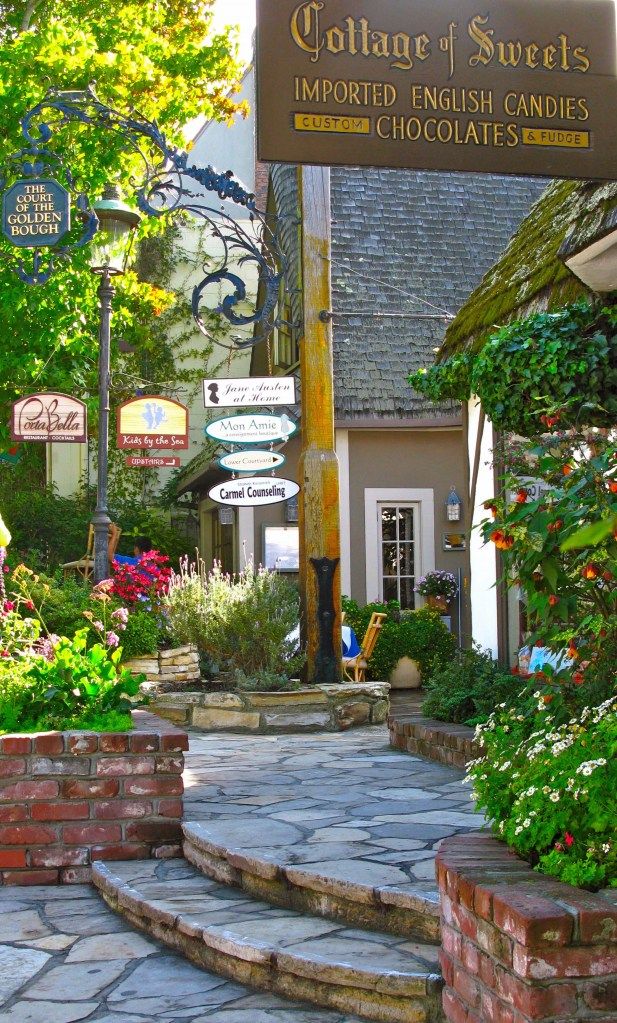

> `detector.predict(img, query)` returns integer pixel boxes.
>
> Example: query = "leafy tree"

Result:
[0,0,244,446]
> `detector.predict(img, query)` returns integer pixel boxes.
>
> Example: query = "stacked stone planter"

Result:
[125,645,201,692]
[0,710,188,885]
[152,682,390,733]
[437,833,617,1023]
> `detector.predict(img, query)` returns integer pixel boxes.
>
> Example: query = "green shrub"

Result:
[468,695,617,889]
[233,670,302,692]
[165,558,304,678]
[0,487,92,572]
[342,596,455,681]
[9,571,94,640]
[422,647,526,725]
[120,610,160,660]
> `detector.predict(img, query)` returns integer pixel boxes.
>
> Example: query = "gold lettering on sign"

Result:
[467,14,590,72]
[294,76,397,106]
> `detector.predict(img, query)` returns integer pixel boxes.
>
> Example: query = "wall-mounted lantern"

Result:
[446,486,462,522]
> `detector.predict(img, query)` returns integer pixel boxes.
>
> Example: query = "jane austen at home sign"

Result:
[256,0,617,178]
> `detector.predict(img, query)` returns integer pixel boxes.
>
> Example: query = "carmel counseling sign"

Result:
[256,0,617,179]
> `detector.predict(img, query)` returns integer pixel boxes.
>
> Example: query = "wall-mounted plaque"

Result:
[11,393,87,443]
[117,396,189,450]
[3,178,71,248]
[203,376,297,408]
[443,532,467,552]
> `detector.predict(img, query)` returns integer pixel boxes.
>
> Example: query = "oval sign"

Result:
[205,413,297,445]
[218,449,286,474]
[208,476,300,507]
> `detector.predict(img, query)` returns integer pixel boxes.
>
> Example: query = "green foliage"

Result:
[120,609,160,660]
[233,670,302,693]
[341,596,455,681]
[165,558,304,678]
[422,647,525,726]
[0,486,93,572]
[0,629,142,733]
[468,696,617,889]
[409,352,472,402]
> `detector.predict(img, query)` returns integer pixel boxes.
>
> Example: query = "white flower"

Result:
[602,843,611,853]
[522,818,531,827]
[549,793,560,803]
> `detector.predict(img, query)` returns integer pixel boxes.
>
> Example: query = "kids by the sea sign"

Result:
[117,396,189,450]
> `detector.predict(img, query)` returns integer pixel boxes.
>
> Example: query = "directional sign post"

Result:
[218,450,286,474]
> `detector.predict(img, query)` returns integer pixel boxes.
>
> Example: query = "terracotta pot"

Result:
[389,657,422,689]
[426,594,449,613]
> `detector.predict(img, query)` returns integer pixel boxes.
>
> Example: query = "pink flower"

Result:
[3,565,9,574]
[0,649,9,658]
[3,600,14,613]
[25,600,35,611]
[93,621,104,631]
[106,631,120,648]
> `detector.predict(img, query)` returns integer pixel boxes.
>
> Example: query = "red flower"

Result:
[3,600,14,613]
[542,694,553,704]
[515,490,528,504]
[564,832,575,848]
[582,563,600,581]
[609,481,617,494]
[1,649,9,658]
[562,464,574,476]
[490,530,514,550]
[25,600,35,611]
[572,671,584,685]
[568,644,579,660]
[548,595,558,607]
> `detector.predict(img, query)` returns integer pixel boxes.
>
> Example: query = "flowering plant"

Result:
[111,550,172,608]
[468,695,617,889]
[415,570,458,600]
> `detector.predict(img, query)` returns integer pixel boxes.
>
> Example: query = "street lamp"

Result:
[90,184,141,583]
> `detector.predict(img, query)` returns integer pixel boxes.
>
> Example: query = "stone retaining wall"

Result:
[436,833,617,1023]
[153,683,390,733]
[125,645,200,691]
[389,714,482,768]
[0,711,188,885]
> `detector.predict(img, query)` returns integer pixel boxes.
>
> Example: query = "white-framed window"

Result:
[364,489,435,608]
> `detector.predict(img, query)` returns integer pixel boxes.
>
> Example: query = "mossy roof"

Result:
[440,179,617,360]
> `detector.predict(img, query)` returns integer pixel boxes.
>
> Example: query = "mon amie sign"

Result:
[256,0,617,179]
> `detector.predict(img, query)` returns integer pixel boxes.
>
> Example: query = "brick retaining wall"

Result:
[389,713,482,768]
[0,711,188,885]
[436,833,617,1023]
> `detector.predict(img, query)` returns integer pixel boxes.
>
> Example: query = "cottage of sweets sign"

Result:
[117,396,189,450]
[11,394,87,443]
[2,179,71,247]
[256,0,617,179]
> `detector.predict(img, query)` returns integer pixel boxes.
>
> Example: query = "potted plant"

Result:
[415,570,458,613]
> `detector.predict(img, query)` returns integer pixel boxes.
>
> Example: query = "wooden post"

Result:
[298,165,342,683]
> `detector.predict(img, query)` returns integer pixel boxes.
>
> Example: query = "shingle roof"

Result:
[270,165,545,420]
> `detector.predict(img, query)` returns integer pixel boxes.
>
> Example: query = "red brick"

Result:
[130,733,159,753]
[513,942,617,980]
[441,921,463,961]
[494,965,577,1016]
[0,823,56,845]
[67,734,98,755]
[0,779,59,801]
[451,898,479,943]
[96,756,155,776]
[61,866,92,883]
[91,843,149,861]
[157,798,182,818]
[443,987,469,1023]
[62,823,121,844]
[583,978,617,1011]
[0,737,31,754]
[0,758,26,777]
[453,964,481,1008]
[33,734,64,755]
[0,849,27,868]
[155,755,183,774]
[2,869,58,884]
[61,778,119,799]
[492,887,573,946]
[461,939,480,976]
[124,776,182,796]
[439,950,455,988]
[93,799,152,820]
[99,734,129,753]
[160,733,189,752]
[480,988,517,1023]
[0,804,28,822]
[125,820,181,843]
[31,801,89,821]
[30,846,89,867]
[476,919,514,966]
[32,757,89,776]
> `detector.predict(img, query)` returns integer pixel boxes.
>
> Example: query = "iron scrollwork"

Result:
[2,85,287,347]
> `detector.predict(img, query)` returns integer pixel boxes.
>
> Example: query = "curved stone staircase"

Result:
[92,819,446,1023]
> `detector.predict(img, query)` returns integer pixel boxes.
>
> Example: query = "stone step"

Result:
[93,858,443,1023]
[183,820,441,942]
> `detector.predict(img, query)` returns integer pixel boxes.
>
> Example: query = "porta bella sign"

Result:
[12,393,87,443]
[256,0,617,179]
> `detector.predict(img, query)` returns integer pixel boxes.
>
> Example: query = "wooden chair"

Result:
[62,523,122,581]
[342,611,387,683]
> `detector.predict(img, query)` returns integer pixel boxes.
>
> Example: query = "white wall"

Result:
[468,397,499,657]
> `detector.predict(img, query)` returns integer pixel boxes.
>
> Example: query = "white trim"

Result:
[335,429,351,596]
[364,488,435,605]
[237,507,254,570]
[468,397,499,657]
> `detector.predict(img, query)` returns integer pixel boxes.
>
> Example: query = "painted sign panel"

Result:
[11,393,87,443]
[125,456,181,468]
[208,476,300,507]
[218,449,286,473]
[2,178,71,247]
[117,396,189,450]
[256,0,617,180]
[205,413,297,445]
[203,376,297,408]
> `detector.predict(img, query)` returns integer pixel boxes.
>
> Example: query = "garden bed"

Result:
[437,833,617,1023]
[0,710,188,885]
[151,682,390,733]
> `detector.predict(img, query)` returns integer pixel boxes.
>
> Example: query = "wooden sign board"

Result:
[256,0,617,180]
[117,396,189,450]
[205,413,297,445]
[125,456,181,468]
[11,393,87,443]
[208,477,300,507]
[203,376,297,408]
[3,178,71,248]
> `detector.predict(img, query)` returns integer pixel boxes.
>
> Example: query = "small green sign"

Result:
[2,178,71,248]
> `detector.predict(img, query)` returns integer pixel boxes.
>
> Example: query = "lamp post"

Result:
[90,184,141,583]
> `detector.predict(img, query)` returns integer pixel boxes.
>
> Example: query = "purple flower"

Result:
[93,620,104,631]
[106,631,120,649]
